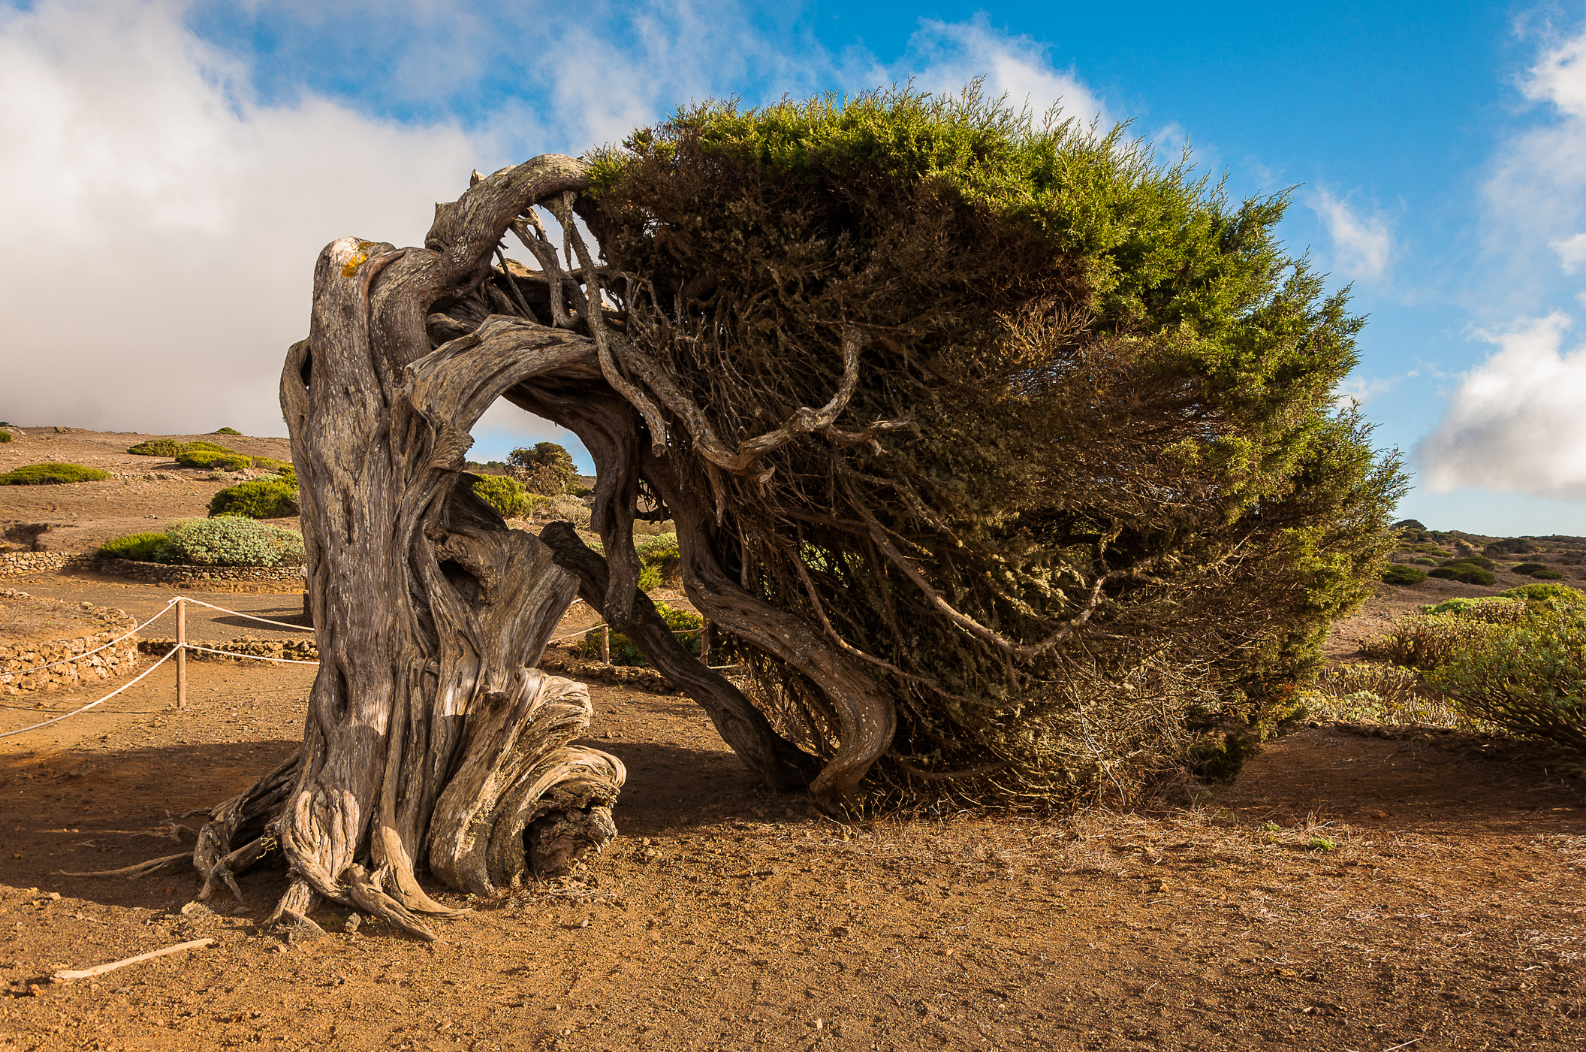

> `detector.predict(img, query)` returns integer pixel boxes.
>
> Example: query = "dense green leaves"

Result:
[585,86,1404,800]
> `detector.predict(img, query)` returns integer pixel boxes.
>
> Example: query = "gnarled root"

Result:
[428,669,625,896]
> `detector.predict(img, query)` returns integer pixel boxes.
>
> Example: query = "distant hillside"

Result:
[1385,519,1584,591]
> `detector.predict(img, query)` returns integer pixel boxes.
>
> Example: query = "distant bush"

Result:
[1419,596,1527,621]
[1441,555,1496,571]
[163,518,304,566]
[1511,562,1549,575]
[636,533,681,587]
[575,602,703,665]
[212,427,241,435]
[506,442,578,495]
[1533,569,1566,580]
[1426,609,1586,750]
[535,493,593,529]
[1429,562,1496,586]
[1381,564,1427,585]
[470,473,532,518]
[127,439,180,457]
[209,477,300,519]
[176,449,251,472]
[98,532,171,563]
[0,431,10,444]
[0,462,110,485]
[180,441,232,454]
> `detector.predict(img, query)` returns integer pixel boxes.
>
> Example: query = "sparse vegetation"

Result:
[0,462,109,485]
[0,431,10,444]
[213,427,242,435]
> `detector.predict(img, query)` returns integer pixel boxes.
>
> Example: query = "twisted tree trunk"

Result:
[96,154,881,931]
[188,160,634,938]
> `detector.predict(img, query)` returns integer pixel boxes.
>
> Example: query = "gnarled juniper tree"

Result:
[117,89,1402,936]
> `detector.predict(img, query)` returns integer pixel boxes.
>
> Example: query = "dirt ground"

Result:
[1,429,1584,1051]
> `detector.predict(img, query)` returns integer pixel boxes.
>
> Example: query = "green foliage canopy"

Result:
[577,86,1406,799]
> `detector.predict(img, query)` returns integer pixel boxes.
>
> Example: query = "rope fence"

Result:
[1,594,729,739]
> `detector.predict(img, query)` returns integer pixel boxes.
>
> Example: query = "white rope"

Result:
[0,599,177,678]
[0,648,179,738]
[174,597,311,632]
[182,644,320,666]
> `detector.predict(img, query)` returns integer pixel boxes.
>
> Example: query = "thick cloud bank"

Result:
[0,0,484,435]
[1418,314,1586,500]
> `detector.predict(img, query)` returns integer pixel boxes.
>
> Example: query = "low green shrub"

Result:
[163,518,304,566]
[1533,569,1566,580]
[0,462,110,485]
[175,449,251,472]
[1441,555,1496,571]
[1429,562,1496,586]
[1511,562,1550,575]
[470,474,532,518]
[0,431,10,444]
[1426,609,1586,749]
[251,457,293,474]
[1498,583,1586,604]
[575,602,704,665]
[127,439,180,457]
[1381,564,1427,585]
[97,532,171,562]
[1414,558,1438,566]
[1419,596,1529,623]
[212,427,242,435]
[209,477,300,519]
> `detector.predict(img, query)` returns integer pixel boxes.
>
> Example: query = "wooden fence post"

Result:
[700,619,711,663]
[600,625,610,665]
[175,597,187,710]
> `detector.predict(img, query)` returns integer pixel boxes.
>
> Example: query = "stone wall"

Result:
[96,557,306,587]
[0,605,141,695]
[0,552,93,578]
[138,637,319,663]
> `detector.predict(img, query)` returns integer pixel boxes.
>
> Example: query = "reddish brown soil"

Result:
[1,430,1583,1050]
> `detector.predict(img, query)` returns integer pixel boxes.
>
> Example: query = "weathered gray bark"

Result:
[90,153,904,928]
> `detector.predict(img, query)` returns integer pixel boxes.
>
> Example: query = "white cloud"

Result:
[1552,231,1586,272]
[1418,313,1586,499]
[864,15,1110,131]
[1309,189,1391,281]
[1332,374,1397,411]
[1484,25,1586,287]
[0,0,489,435]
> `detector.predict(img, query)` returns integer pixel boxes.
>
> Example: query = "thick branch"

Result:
[540,522,818,791]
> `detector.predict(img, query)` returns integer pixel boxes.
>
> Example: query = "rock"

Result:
[343,913,362,934]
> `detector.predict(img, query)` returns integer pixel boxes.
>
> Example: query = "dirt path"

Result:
[2,429,1583,1050]
[1,575,1583,1050]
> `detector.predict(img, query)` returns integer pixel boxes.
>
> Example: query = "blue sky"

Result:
[3,0,1585,534]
